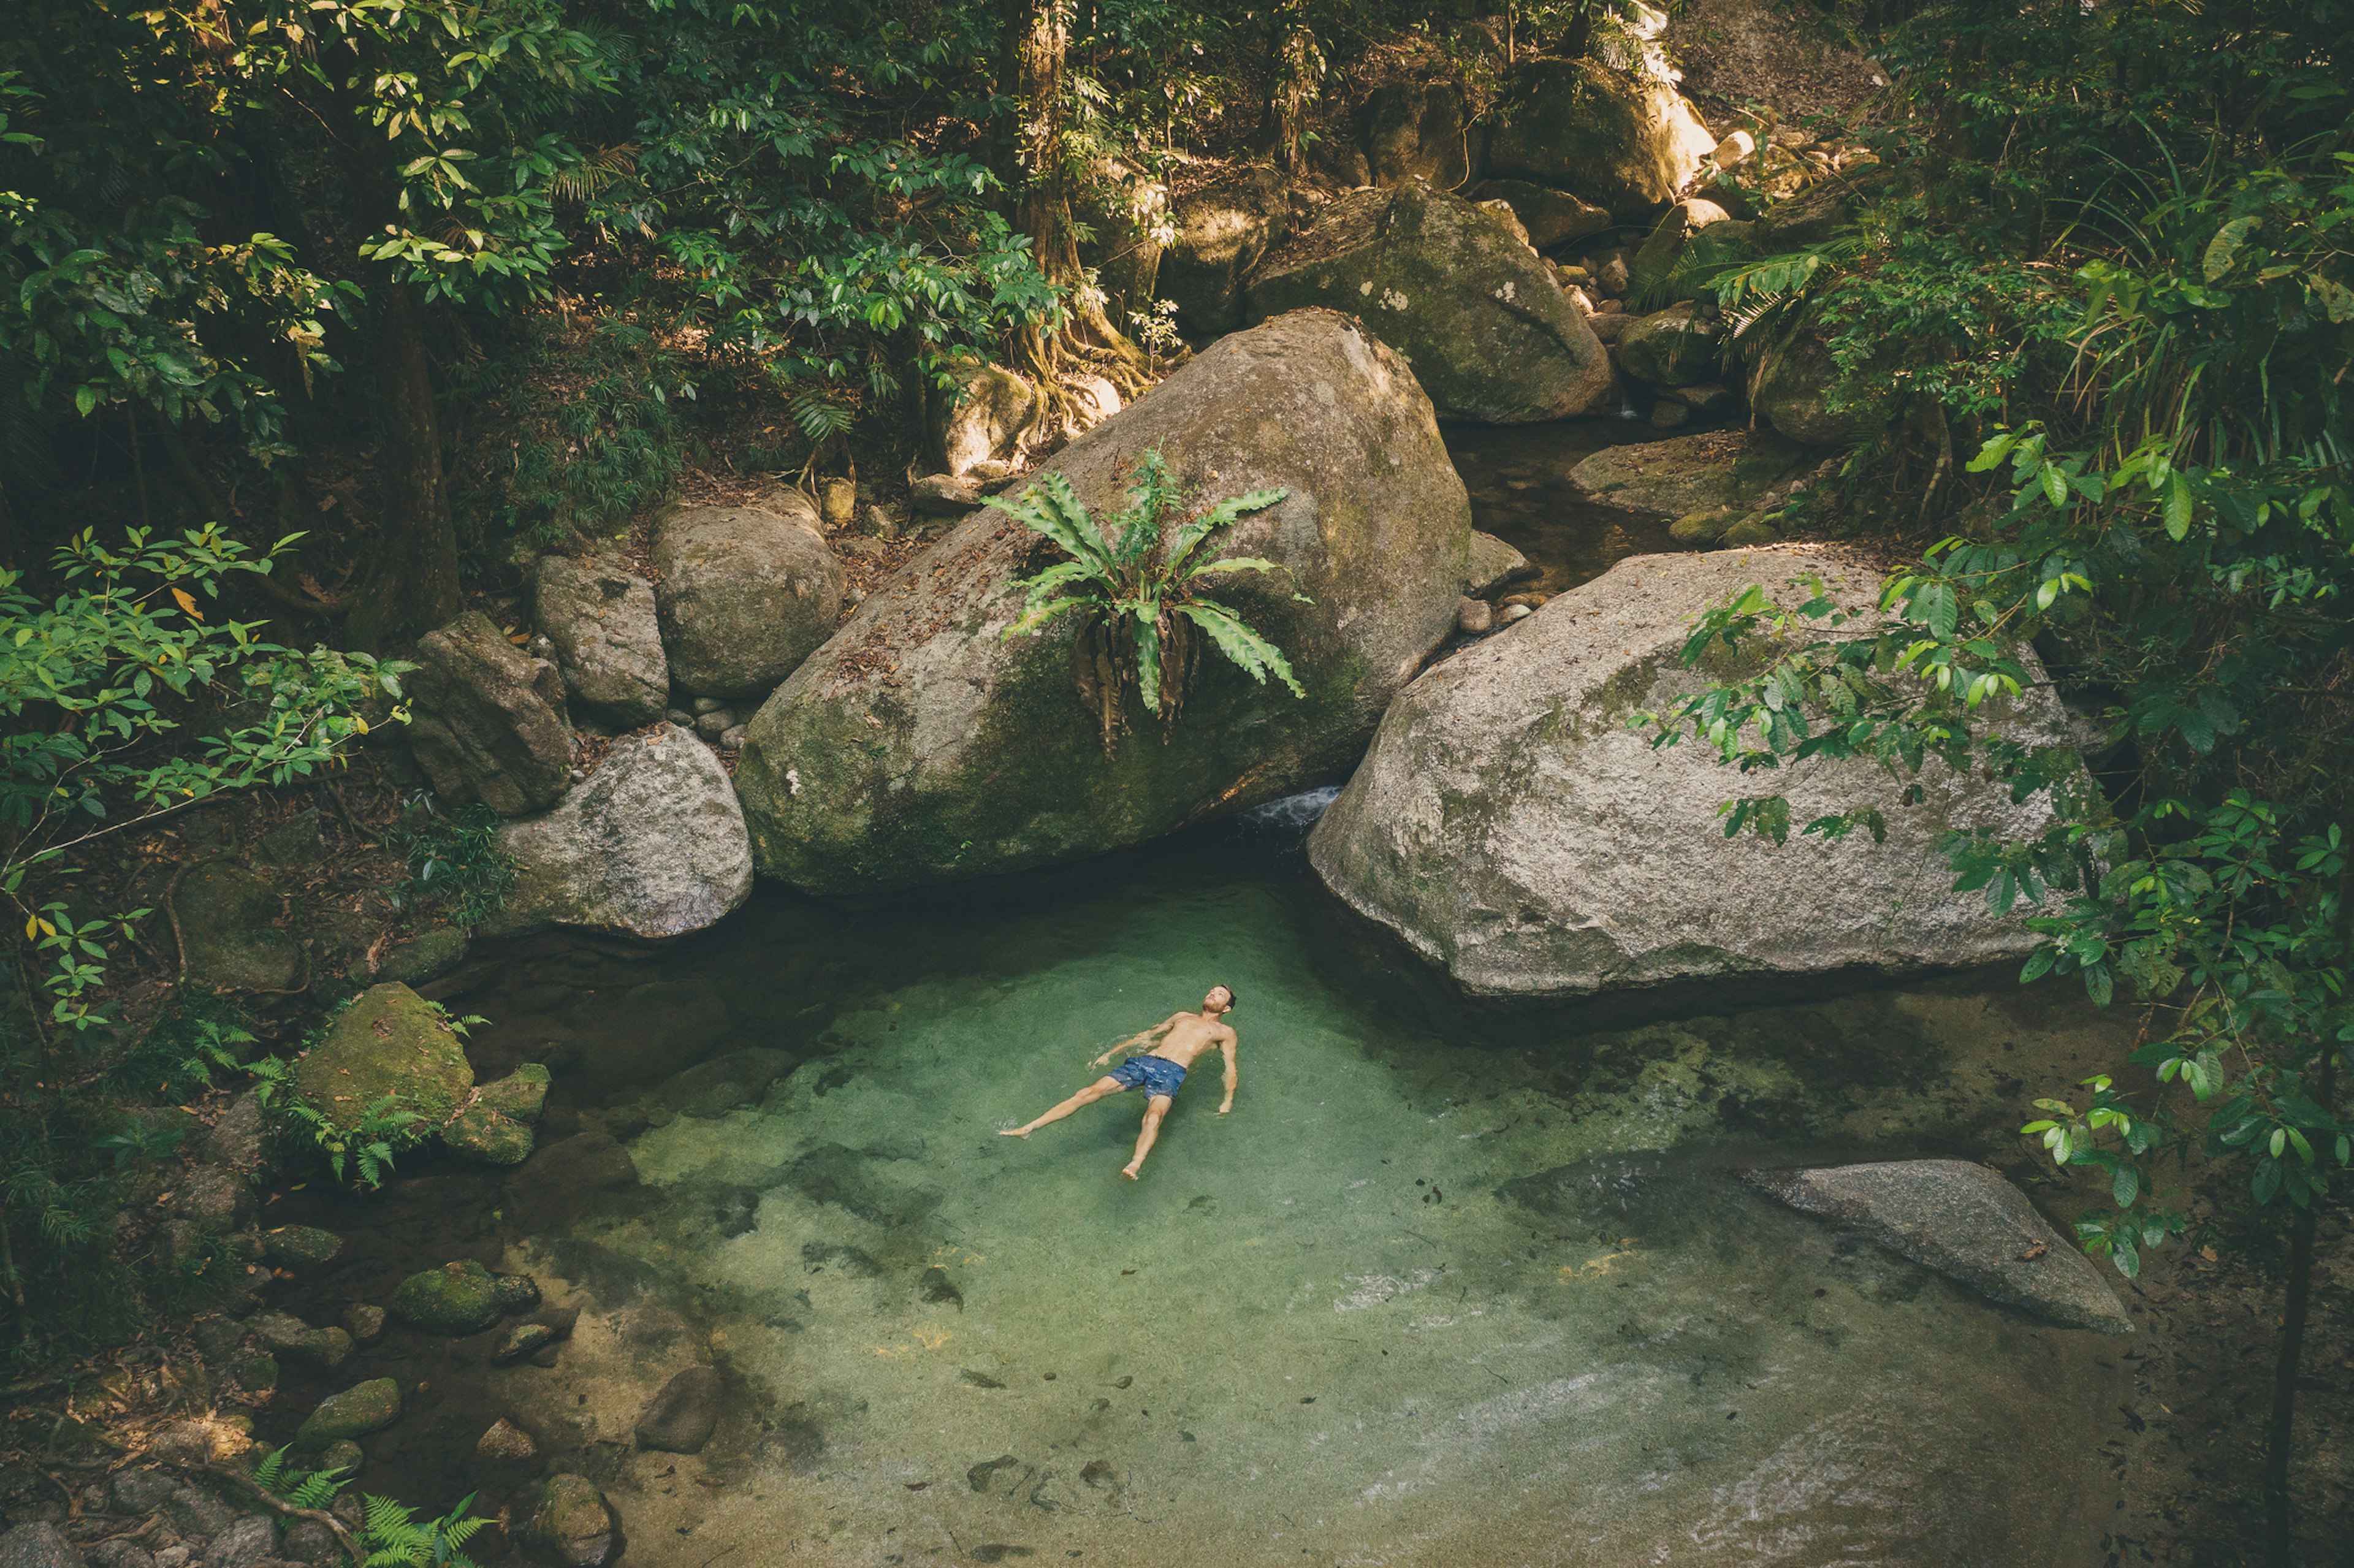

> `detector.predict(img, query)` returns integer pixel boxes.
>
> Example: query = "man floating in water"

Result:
[1000,986,1238,1179]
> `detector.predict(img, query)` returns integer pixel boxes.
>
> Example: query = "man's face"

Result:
[1204,987,1233,1014]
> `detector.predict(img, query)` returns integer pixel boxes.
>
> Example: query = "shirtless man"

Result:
[1000,986,1238,1179]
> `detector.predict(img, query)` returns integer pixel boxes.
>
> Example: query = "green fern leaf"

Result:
[1133,609,1164,714]
[985,474,1111,574]
[1176,603,1306,698]
[1166,487,1287,577]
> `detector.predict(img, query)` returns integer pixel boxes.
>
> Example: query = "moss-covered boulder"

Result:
[172,863,299,991]
[735,310,1472,894]
[293,983,473,1136]
[1246,183,1615,423]
[295,1379,402,1449]
[1308,547,2079,1002]
[1484,58,1716,215]
[652,495,845,700]
[262,1225,342,1271]
[1615,303,1725,387]
[392,1259,504,1334]
[1747,320,1898,446]
[444,1064,552,1166]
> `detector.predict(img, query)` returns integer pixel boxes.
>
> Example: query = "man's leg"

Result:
[1120,1095,1175,1179]
[1002,1076,1125,1137]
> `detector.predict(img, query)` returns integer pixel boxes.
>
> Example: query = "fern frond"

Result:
[1132,609,1164,714]
[253,1446,289,1492]
[984,474,1112,574]
[1176,603,1306,698]
[1165,487,1287,577]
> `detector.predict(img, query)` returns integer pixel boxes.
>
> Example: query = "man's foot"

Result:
[1000,1127,1030,1138]
[1119,1163,1142,1180]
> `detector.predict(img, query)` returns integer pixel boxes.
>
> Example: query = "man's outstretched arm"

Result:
[1217,1037,1238,1114]
[1093,1016,1180,1068]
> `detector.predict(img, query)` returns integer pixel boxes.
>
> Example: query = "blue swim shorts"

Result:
[1108,1056,1187,1098]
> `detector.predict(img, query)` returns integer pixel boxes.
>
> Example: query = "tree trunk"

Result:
[345,276,461,649]
[1003,0,1151,399]
[1259,2,1321,174]
[2263,1047,2336,1566]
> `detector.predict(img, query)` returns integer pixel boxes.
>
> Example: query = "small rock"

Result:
[1712,128,1757,167]
[1461,530,1528,598]
[151,1552,193,1568]
[0,1523,84,1568]
[476,1419,539,1463]
[202,1515,276,1568]
[859,504,899,539]
[493,1322,560,1366]
[633,1366,723,1454]
[318,1441,363,1477]
[248,1313,352,1369]
[1456,597,1494,635]
[295,1379,404,1449]
[689,696,726,716]
[90,1542,156,1568]
[391,1260,503,1334]
[718,725,747,750]
[908,473,981,516]
[1670,382,1735,413]
[148,1418,251,1469]
[202,1093,265,1172]
[344,1304,385,1345]
[1649,399,1691,429]
[191,1316,245,1364]
[110,1470,177,1515]
[819,478,858,527]
[920,1266,963,1309]
[278,1521,337,1568]
[1498,592,1550,611]
[1669,506,1737,545]
[665,709,695,728]
[506,1474,617,1568]
[161,1485,236,1539]
[444,1065,552,1167]
[1720,514,1781,546]
[230,1353,278,1392]
[693,709,733,741]
[493,1273,541,1312]
[1496,603,1533,625]
[261,1227,341,1271]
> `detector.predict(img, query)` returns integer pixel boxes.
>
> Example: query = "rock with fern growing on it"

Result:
[732,309,1474,894]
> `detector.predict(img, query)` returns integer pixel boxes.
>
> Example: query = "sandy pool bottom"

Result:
[489,856,2124,1568]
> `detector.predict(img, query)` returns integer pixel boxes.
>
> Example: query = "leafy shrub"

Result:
[388,796,516,929]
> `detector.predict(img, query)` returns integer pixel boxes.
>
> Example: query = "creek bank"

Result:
[1308,546,2081,1002]
[734,309,1473,894]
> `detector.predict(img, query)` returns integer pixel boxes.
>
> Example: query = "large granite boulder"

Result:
[1246,183,1615,423]
[1484,58,1717,215]
[1361,82,1478,189]
[483,724,753,940]
[405,612,573,816]
[1307,547,2079,1002]
[652,495,845,699]
[172,862,299,991]
[292,983,473,1134]
[1160,166,1292,337]
[1746,1160,2133,1332]
[1567,428,1811,522]
[533,554,668,726]
[735,310,1471,894]
[1466,179,1613,251]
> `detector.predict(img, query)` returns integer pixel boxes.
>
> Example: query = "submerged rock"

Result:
[634,1366,724,1453]
[653,496,845,699]
[295,1379,402,1449]
[292,983,473,1134]
[735,310,1472,894]
[1246,183,1615,423]
[172,862,299,991]
[249,1312,353,1369]
[506,1130,639,1227]
[506,1474,617,1568]
[1745,1160,2133,1333]
[405,611,574,816]
[1484,58,1716,215]
[484,725,753,940]
[1308,547,2078,1002]
[1567,428,1811,523]
[533,554,669,726]
[392,1259,504,1334]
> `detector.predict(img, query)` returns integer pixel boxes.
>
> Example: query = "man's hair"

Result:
[1211,984,1236,1009]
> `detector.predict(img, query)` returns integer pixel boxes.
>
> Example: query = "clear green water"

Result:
[464,818,2129,1568]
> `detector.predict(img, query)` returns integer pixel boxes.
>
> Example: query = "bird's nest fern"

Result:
[992,450,1308,758]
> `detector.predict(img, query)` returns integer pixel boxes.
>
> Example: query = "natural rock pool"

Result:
[292,806,2138,1568]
